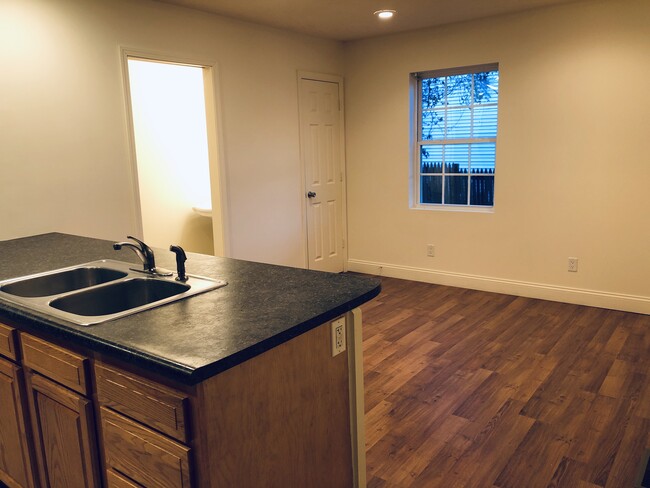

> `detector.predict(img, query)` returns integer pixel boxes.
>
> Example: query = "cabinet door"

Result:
[0,358,35,488]
[27,372,100,488]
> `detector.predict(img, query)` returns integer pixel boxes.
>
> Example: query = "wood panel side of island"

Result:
[192,318,354,488]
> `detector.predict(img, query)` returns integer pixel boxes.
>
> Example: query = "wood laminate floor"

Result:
[361,277,650,488]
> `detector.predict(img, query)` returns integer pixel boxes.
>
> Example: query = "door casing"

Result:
[120,47,230,257]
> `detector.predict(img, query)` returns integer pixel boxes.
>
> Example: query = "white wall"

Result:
[344,0,650,313]
[0,0,343,267]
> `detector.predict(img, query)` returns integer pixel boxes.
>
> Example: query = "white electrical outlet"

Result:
[331,317,346,356]
[568,257,578,272]
[427,244,435,257]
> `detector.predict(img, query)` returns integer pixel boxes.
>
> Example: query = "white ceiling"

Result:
[156,0,582,41]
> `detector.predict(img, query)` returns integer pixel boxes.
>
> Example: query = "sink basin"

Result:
[50,278,189,316]
[0,259,227,326]
[0,267,127,297]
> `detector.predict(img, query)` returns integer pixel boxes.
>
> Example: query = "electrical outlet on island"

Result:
[331,317,346,356]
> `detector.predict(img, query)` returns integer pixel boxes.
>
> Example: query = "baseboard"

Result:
[347,259,650,315]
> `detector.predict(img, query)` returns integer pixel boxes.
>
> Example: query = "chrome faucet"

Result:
[113,236,171,276]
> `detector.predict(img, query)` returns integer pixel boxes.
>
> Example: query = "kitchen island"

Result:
[0,233,380,488]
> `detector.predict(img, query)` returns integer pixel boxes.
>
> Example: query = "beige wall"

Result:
[1,0,648,312]
[0,0,343,267]
[344,0,650,313]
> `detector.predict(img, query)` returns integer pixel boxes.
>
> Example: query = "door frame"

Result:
[297,71,348,271]
[120,47,231,257]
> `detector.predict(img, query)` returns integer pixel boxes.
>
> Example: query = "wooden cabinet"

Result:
[95,363,189,443]
[0,322,18,361]
[96,362,192,487]
[0,357,36,488]
[0,314,359,488]
[106,469,144,487]
[0,327,101,488]
[21,334,89,396]
[190,320,353,487]
[101,407,191,488]
[25,373,100,488]
[17,332,100,488]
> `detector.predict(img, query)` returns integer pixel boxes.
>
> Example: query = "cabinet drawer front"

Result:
[107,469,144,488]
[96,363,189,443]
[0,322,17,361]
[101,407,191,488]
[21,334,88,395]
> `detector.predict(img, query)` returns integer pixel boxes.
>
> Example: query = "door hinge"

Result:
[340,172,343,182]
[342,238,345,249]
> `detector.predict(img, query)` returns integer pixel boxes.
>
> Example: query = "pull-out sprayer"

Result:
[169,245,187,282]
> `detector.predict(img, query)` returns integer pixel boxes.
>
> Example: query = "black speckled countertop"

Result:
[0,233,381,385]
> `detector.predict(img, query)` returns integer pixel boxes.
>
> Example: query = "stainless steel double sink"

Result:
[0,260,227,326]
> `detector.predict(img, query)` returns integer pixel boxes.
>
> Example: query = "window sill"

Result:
[411,204,494,214]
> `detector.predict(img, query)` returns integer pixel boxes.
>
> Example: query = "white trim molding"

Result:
[348,259,650,315]
[346,308,366,488]
[119,47,231,257]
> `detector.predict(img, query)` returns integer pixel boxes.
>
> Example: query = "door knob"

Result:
[307,191,316,198]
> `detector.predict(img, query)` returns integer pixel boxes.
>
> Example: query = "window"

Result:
[413,64,499,208]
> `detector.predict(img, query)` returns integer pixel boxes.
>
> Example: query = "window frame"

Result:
[412,63,499,211]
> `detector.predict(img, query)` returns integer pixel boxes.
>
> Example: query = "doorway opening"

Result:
[124,55,225,255]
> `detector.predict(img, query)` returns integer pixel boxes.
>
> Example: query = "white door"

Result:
[299,78,344,273]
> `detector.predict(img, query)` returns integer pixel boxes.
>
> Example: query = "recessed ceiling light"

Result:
[374,9,396,20]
